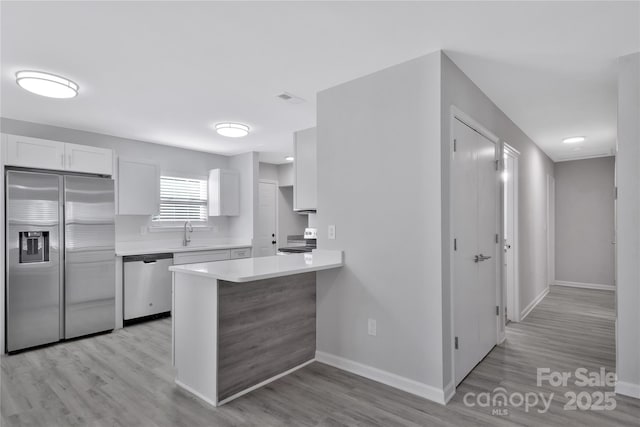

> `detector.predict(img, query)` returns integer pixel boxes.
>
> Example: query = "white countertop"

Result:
[115,239,252,256]
[169,250,344,282]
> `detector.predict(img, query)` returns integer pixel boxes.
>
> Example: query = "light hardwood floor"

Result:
[2,286,639,426]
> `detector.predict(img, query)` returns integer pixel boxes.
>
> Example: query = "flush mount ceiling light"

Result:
[16,70,79,98]
[215,122,250,138]
[285,156,294,161]
[562,136,585,144]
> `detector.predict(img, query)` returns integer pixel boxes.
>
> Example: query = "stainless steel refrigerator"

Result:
[5,170,115,352]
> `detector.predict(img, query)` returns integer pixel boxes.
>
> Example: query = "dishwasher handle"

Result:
[123,253,174,263]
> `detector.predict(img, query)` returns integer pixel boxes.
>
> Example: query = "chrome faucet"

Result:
[183,221,193,247]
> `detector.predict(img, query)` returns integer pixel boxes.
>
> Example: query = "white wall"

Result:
[615,52,640,399]
[316,52,444,400]
[278,162,294,186]
[0,118,238,244]
[277,186,307,245]
[258,162,279,182]
[555,157,615,287]
[260,162,307,246]
[440,52,555,390]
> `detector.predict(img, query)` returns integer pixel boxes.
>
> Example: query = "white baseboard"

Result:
[176,359,316,407]
[553,281,615,291]
[316,351,446,405]
[520,286,549,321]
[218,359,315,406]
[443,380,456,403]
[616,381,640,399]
[175,379,218,408]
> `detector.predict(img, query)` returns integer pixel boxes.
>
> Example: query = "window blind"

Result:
[152,176,208,222]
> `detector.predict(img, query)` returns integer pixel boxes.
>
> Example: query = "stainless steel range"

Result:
[5,170,116,352]
[277,228,317,255]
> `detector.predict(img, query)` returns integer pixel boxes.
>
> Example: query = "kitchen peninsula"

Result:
[169,250,344,406]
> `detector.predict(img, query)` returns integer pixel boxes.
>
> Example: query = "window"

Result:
[152,176,208,224]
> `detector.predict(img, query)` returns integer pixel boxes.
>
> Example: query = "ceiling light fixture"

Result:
[16,70,79,98]
[285,156,294,161]
[562,136,585,144]
[215,122,250,138]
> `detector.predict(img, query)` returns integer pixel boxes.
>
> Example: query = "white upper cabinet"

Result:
[6,134,66,171]
[5,134,113,175]
[293,127,317,211]
[117,158,160,215]
[208,169,240,216]
[65,142,113,175]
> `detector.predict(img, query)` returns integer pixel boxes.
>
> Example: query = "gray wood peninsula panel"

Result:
[169,250,343,406]
[217,272,316,400]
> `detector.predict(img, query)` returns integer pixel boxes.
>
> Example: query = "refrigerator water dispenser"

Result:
[19,231,49,263]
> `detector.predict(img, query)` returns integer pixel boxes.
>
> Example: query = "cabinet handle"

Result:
[60,154,64,166]
[68,154,72,166]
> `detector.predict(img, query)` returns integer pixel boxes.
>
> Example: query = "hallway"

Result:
[2,287,639,426]
[450,285,639,425]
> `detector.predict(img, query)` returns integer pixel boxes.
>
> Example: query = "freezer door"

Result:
[64,176,115,339]
[6,171,61,352]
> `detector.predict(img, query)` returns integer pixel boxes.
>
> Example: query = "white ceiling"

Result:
[1,2,638,163]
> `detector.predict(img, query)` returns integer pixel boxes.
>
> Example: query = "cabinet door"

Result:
[208,169,240,216]
[293,127,317,211]
[6,135,65,170]
[220,170,240,216]
[173,249,230,265]
[118,159,160,215]
[65,143,113,175]
[230,247,251,259]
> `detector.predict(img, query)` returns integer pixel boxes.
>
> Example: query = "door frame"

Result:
[258,179,279,256]
[449,106,502,390]
[503,144,521,323]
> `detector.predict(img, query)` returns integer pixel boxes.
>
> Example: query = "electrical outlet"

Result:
[368,318,377,336]
[328,225,336,240]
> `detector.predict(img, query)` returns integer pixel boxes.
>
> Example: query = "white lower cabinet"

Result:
[230,247,251,259]
[173,247,251,265]
[173,249,231,265]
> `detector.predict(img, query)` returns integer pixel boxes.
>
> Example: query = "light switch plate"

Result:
[328,225,336,240]
[368,318,376,336]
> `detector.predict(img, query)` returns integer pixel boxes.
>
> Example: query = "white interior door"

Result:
[453,118,498,386]
[256,181,277,257]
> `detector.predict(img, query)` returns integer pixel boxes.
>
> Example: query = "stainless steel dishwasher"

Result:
[123,253,173,323]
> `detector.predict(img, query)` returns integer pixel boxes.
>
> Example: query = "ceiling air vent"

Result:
[277,92,305,104]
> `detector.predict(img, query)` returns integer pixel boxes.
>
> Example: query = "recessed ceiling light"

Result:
[16,70,79,98]
[285,156,294,161]
[215,122,250,138]
[562,136,585,144]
